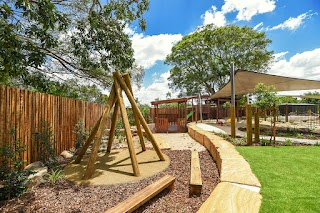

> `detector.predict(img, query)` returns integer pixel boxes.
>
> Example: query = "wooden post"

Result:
[184,101,187,122]
[82,87,116,180]
[113,72,165,161]
[273,105,277,145]
[107,101,119,153]
[236,104,240,122]
[246,104,253,146]
[195,105,198,123]
[123,74,146,151]
[230,105,236,138]
[74,85,116,164]
[74,116,102,163]
[155,104,159,130]
[285,104,288,122]
[114,78,140,176]
[254,110,260,143]
[191,98,194,122]
[217,99,220,123]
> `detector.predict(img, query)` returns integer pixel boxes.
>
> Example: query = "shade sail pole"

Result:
[230,63,236,138]
[231,63,235,106]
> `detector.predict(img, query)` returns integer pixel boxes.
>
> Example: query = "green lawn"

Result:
[236,146,320,213]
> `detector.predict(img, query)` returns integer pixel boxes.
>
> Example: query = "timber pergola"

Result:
[151,96,210,133]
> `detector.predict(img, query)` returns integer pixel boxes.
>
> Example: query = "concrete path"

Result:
[196,123,319,145]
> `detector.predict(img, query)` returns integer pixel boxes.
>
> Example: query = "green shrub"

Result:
[73,119,89,150]
[284,139,293,146]
[0,129,32,200]
[34,121,57,166]
[261,138,272,146]
[47,169,64,184]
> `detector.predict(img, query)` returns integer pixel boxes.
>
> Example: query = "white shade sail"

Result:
[210,70,320,99]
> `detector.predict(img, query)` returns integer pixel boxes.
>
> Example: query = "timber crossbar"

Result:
[189,150,202,196]
[105,175,175,213]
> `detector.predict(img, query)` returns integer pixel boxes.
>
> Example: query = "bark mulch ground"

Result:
[0,150,220,213]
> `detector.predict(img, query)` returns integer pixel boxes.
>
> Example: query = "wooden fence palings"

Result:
[0,86,105,165]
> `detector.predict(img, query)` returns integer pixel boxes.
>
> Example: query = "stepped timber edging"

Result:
[188,123,262,213]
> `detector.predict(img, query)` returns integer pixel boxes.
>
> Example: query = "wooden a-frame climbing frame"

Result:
[74,71,165,180]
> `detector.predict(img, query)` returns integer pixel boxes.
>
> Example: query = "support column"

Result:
[114,78,140,177]
[246,104,253,146]
[123,74,146,151]
[113,72,165,161]
[285,104,288,122]
[230,105,236,138]
[254,110,260,143]
[230,63,236,138]
[107,101,119,153]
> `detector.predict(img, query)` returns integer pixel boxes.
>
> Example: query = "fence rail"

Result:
[0,86,105,165]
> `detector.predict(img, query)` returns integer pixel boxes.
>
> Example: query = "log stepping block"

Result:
[106,175,175,213]
[190,150,202,196]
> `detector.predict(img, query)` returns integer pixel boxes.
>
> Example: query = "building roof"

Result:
[151,95,210,105]
[210,70,320,99]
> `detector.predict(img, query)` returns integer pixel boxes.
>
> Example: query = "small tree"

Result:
[253,83,279,144]
[0,129,31,200]
[73,119,89,151]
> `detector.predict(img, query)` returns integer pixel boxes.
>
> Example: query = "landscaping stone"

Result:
[197,182,261,213]
[28,166,48,180]
[24,161,45,170]
[60,150,74,159]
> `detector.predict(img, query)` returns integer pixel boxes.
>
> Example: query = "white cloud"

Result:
[131,33,182,69]
[222,0,276,21]
[268,11,317,31]
[201,0,276,26]
[124,71,179,105]
[269,48,320,96]
[273,51,289,61]
[270,48,320,79]
[253,22,264,30]
[201,6,227,27]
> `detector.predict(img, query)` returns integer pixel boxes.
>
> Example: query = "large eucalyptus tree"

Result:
[0,0,148,89]
[165,25,274,96]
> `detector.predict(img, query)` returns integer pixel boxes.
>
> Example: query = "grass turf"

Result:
[236,146,320,213]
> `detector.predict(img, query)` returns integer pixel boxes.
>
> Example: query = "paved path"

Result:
[196,123,319,145]
[154,133,206,151]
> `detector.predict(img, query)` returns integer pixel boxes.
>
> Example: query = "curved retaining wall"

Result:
[188,123,262,213]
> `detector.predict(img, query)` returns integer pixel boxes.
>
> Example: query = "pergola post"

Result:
[230,63,236,138]
[254,109,260,143]
[246,103,253,146]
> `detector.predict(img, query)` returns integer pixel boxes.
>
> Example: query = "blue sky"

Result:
[126,0,320,105]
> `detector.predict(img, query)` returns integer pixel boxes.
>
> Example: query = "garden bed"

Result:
[0,149,219,213]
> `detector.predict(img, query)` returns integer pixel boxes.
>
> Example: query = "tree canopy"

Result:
[165,25,274,96]
[302,91,320,105]
[253,83,279,111]
[0,0,148,91]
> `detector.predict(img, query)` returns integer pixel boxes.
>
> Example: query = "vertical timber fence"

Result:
[0,86,105,165]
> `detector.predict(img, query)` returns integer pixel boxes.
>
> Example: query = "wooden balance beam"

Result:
[189,151,202,196]
[105,175,176,213]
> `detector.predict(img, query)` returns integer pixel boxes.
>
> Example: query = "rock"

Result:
[26,175,46,188]
[49,156,65,164]
[28,166,48,180]
[24,161,45,170]
[60,150,74,159]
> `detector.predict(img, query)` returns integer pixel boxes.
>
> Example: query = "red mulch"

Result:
[0,150,220,213]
